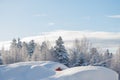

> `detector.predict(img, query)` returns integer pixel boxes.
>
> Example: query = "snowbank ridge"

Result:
[0,61,118,80]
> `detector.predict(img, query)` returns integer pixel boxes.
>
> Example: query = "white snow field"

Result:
[0,61,118,80]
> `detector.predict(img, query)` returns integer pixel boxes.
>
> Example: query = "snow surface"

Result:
[0,61,118,80]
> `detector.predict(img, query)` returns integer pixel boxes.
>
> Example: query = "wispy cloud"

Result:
[48,22,55,26]
[33,14,47,17]
[107,15,120,18]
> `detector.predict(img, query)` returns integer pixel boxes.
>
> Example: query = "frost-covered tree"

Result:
[89,48,100,65]
[1,47,9,64]
[17,38,22,48]
[49,47,56,61]
[20,42,29,61]
[9,38,18,63]
[16,38,23,62]
[40,41,52,61]
[27,40,36,57]
[0,52,2,65]
[69,48,78,67]
[40,41,48,61]
[111,47,120,76]
[8,38,25,63]
[69,38,91,66]
[102,49,112,67]
[70,39,85,66]
[53,36,69,66]
[32,44,41,61]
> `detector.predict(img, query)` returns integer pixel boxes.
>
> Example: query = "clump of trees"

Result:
[0,36,120,76]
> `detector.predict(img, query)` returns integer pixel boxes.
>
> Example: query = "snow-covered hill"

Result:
[0,61,118,80]
[0,30,120,52]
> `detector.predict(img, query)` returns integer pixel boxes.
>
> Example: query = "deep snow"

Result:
[0,61,118,80]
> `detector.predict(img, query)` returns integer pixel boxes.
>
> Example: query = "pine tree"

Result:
[27,40,36,58]
[20,42,29,61]
[75,53,86,66]
[102,49,112,67]
[89,48,100,66]
[16,38,23,62]
[53,36,69,66]
[17,38,22,48]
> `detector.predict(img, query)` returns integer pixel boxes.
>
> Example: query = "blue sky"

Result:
[0,0,120,41]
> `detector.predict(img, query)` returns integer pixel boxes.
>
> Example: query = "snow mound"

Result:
[0,61,68,80]
[50,66,118,80]
[0,61,118,80]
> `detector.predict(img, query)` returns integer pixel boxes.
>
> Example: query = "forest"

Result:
[0,36,120,76]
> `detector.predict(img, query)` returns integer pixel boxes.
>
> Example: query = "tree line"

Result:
[0,36,120,76]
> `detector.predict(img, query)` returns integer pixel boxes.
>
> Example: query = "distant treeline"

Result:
[0,36,120,77]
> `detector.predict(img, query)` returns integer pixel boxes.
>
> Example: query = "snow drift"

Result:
[50,66,118,80]
[0,61,68,80]
[0,61,118,80]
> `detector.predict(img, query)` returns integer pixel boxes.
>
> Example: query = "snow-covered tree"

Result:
[40,41,48,61]
[102,49,112,67]
[69,38,91,66]
[32,44,41,61]
[16,38,23,62]
[27,40,36,57]
[17,38,22,48]
[9,38,18,63]
[49,47,56,61]
[53,36,69,66]
[40,41,53,61]
[0,52,2,65]
[69,39,85,66]
[20,42,29,61]
[69,48,78,67]
[1,47,9,64]
[89,48,100,65]
[111,47,120,75]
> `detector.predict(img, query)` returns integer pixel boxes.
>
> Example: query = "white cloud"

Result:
[33,14,47,17]
[48,22,55,26]
[0,30,120,53]
[107,15,120,18]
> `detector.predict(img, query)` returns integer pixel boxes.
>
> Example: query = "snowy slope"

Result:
[0,61,68,80]
[0,61,118,80]
[50,66,118,80]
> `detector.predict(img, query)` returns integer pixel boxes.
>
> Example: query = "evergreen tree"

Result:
[75,52,85,66]
[16,38,23,62]
[27,40,36,58]
[20,42,29,61]
[102,49,112,67]
[53,36,69,66]
[17,38,22,48]
[89,48,100,65]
